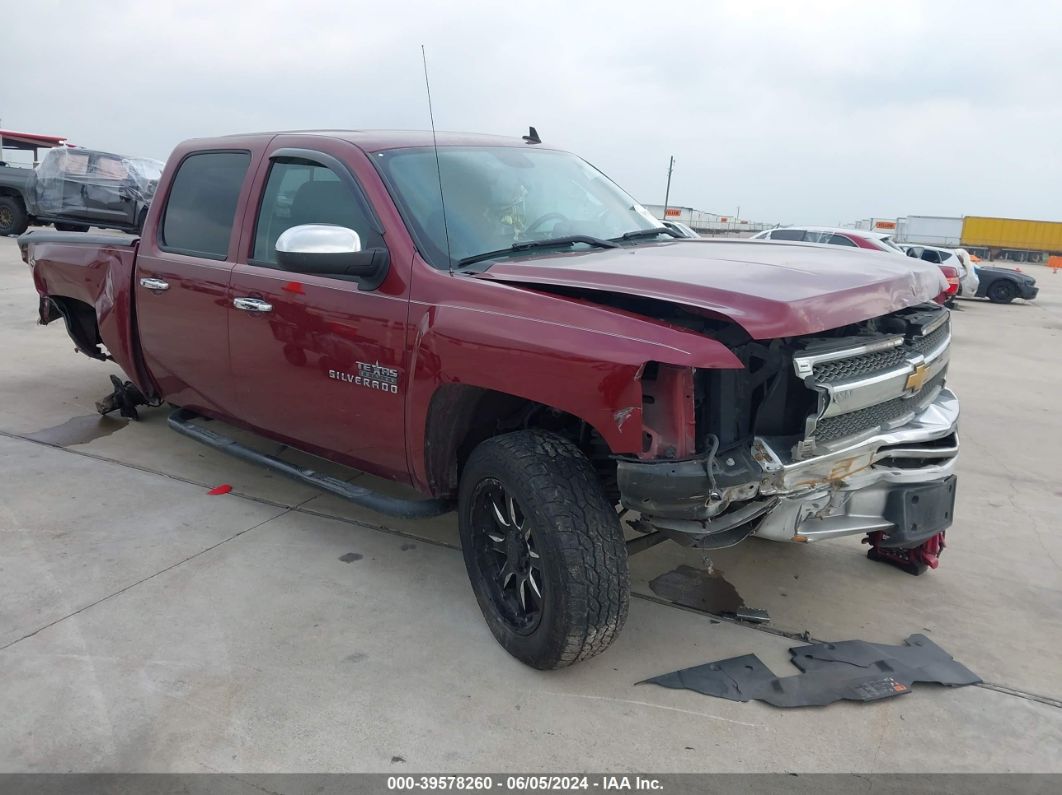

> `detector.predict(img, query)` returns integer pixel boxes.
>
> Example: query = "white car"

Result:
[899,244,979,297]
[751,225,906,253]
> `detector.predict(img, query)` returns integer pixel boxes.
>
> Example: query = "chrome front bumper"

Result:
[618,387,959,548]
[753,387,959,543]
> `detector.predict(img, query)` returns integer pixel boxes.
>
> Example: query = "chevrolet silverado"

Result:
[19,130,958,669]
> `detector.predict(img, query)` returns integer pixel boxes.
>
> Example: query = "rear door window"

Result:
[59,151,90,175]
[93,155,129,180]
[770,229,805,240]
[161,151,251,259]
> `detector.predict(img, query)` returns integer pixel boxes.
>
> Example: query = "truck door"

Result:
[135,149,256,415]
[228,143,412,481]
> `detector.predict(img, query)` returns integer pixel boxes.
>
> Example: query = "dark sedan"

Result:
[975,266,1038,303]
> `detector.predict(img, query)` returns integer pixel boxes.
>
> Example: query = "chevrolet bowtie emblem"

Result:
[905,363,930,392]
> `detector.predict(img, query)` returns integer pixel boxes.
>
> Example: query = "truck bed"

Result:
[19,230,154,395]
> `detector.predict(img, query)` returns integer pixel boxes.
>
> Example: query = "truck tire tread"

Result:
[459,430,629,669]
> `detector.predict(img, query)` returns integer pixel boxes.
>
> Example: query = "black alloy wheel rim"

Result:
[470,478,544,634]
[993,281,1016,300]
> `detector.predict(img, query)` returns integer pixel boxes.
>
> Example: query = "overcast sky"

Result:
[4,0,1060,225]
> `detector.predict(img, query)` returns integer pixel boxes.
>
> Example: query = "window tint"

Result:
[770,229,805,240]
[829,233,857,247]
[920,249,943,264]
[161,151,250,258]
[252,158,382,265]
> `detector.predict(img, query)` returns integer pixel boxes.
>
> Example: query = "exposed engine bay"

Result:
[618,301,958,573]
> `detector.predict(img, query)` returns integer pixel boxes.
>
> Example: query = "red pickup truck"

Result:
[19,130,958,669]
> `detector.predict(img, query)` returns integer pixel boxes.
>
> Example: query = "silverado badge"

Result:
[328,361,400,394]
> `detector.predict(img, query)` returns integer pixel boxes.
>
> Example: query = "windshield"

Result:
[374,146,663,268]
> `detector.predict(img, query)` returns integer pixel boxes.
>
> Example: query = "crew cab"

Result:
[19,130,959,669]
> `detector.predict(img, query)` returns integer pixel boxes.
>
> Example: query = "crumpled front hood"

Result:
[471,239,947,339]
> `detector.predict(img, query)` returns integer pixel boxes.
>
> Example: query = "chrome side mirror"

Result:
[277,223,362,257]
[275,224,388,289]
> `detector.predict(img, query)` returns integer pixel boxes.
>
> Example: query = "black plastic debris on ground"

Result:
[648,565,770,624]
[639,633,980,708]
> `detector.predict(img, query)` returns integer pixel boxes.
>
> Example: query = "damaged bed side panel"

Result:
[25,234,156,397]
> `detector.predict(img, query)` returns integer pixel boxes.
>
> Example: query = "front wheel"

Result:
[458,430,629,669]
[987,280,1017,304]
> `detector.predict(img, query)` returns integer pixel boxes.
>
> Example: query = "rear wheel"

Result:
[0,196,28,236]
[458,430,629,669]
[987,280,1017,304]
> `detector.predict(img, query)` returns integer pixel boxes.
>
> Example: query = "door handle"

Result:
[139,277,170,292]
[233,297,273,313]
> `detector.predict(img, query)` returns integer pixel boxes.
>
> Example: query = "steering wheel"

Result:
[525,212,570,235]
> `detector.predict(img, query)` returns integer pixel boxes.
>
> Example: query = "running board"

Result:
[168,408,453,519]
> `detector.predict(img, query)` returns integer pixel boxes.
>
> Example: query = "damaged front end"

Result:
[619,304,958,569]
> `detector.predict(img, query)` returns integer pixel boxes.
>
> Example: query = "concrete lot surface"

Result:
[1,233,1060,773]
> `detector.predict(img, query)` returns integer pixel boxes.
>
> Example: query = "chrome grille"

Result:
[813,375,945,444]
[812,346,907,384]
[910,321,949,357]
[793,311,951,457]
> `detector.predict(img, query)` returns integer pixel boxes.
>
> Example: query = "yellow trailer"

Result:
[961,216,1062,258]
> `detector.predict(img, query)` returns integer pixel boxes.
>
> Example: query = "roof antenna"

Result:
[522,126,541,144]
[421,45,453,275]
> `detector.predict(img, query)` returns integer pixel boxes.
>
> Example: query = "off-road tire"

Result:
[55,222,90,232]
[458,430,629,669]
[987,280,1017,304]
[0,196,29,236]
